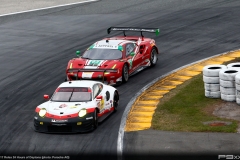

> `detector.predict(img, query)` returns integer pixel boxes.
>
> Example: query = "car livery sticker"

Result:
[51,119,68,122]
[59,104,67,108]
[94,44,118,49]
[86,60,105,67]
[127,59,133,69]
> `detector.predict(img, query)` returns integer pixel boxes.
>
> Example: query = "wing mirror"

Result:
[43,95,49,100]
[96,95,103,100]
[130,52,135,56]
[76,50,81,57]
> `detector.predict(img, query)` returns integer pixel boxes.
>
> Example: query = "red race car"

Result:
[66,27,160,85]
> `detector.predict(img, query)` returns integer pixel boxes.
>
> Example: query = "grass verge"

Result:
[151,73,238,133]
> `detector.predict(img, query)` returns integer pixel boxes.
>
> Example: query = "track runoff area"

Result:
[123,49,240,131]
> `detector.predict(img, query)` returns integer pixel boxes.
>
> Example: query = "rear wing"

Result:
[107,27,160,37]
[67,68,117,82]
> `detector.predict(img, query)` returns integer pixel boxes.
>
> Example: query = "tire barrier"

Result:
[220,79,235,88]
[219,68,240,102]
[203,65,227,77]
[203,64,240,103]
[204,83,220,92]
[235,74,240,104]
[221,93,236,102]
[227,62,240,69]
[203,65,226,99]
[236,97,240,105]
[205,90,221,98]
[219,68,240,81]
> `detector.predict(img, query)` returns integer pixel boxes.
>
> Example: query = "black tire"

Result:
[93,109,98,129]
[122,63,129,83]
[113,91,119,112]
[150,48,158,67]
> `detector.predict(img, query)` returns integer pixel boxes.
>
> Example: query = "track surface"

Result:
[1,0,240,159]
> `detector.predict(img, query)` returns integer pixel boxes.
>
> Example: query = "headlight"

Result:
[39,109,47,117]
[78,109,87,117]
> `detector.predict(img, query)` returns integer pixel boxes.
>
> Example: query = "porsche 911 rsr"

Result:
[34,80,119,133]
[66,27,160,85]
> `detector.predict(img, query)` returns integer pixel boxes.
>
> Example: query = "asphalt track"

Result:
[1,0,240,160]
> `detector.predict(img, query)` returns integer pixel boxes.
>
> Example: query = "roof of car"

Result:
[58,80,101,88]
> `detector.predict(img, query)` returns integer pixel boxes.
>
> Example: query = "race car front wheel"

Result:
[150,48,158,67]
[122,64,129,83]
[93,109,98,129]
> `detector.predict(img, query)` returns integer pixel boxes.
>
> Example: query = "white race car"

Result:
[34,80,119,133]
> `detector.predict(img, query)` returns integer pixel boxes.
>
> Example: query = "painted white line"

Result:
[0,0,99,17]
[117,49,239,160]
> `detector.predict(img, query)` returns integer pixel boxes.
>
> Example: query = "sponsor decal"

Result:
[127,59,133,69]
[70,106,78,109]
[94,44,118,49]
[59,104,67,108]
[100,99,104,110]
[77,122,82,125]
[51,119,68,122]
[89,60,102,66]
[86,117,93,120]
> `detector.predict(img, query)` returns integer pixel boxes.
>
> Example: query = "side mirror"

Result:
[96,95,103,100]
[76,50,81,57]
[130,52,135,56]
[43,95,49,100]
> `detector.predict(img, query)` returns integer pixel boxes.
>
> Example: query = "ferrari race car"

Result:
[34,80,119,133]
[66,27,160,85]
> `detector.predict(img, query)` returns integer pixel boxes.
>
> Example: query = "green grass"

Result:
[152,73,238,132]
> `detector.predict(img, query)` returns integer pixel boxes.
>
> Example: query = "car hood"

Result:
[38,101,94,116]
[74,59,120,69]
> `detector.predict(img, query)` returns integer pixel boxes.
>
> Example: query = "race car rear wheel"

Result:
[150,48,158,67]
[113,91,119,112]
[93,109,98,129]
[122,64,129,83]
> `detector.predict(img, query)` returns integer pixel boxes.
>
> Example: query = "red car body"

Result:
[66,27,160,85]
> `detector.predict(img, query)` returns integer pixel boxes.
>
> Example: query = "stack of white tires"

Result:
[228,63,240,104]
[203,65,227,98]
[219,68,240,101]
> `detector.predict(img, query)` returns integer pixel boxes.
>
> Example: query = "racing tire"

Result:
[235,90,240,99]
[122,64,129,83]
[150,48,158,67]
[221,93,236,102]
[202,65,227,77]
[227,62,240,69]
[113,91,119,112]
[235,73,240,84]
[204,83,220,92]
[203,75,219,84]
[220,79,235,88]
[236,98,240,105]
[220,86,236,95]
[93,109,98,129]
[219,68,240,81]
[236,83,240,91]
[205,90,221,98]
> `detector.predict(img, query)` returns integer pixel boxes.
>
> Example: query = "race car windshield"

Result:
[51,87,92,102]
[82,48,122,60]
